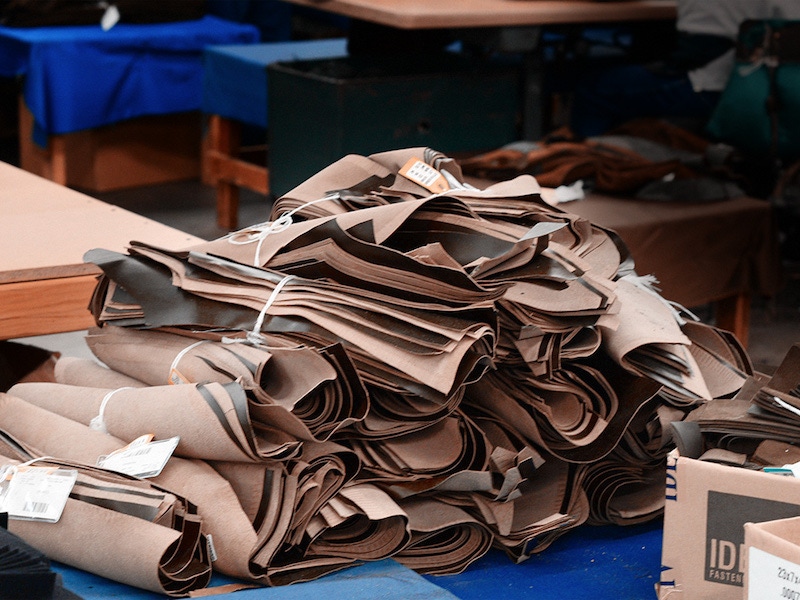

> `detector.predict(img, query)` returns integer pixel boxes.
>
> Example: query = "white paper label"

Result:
[98,436,180,479]
[0,466,77,523]
[747,546,800,599]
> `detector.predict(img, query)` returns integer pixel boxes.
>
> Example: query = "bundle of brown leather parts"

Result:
[458,119,746,201]
[0,147,755,595]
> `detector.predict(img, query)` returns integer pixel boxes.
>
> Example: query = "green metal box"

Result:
[267,55,520,196]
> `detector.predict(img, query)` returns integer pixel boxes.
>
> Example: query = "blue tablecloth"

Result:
[51,519,663,599]
[202,38,348,129]
[0,15,259,145]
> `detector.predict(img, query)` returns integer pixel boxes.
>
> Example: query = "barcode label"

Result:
[24,500,50,514]
[0,467,77,523]
[97,436,180,478]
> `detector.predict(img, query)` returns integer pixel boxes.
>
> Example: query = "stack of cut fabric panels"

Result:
[0,147,752,595]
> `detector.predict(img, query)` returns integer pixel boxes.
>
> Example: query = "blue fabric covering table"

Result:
[201,38,348,229]
[202,38,348,129]
[51,519,663,598]
[0,15,260,146]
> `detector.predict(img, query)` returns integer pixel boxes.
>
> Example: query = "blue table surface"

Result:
[202,38,348,129]
[0,15,260,143]
[52,519,663,599]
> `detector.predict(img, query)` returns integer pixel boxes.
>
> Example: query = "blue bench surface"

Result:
[202,38,348,129]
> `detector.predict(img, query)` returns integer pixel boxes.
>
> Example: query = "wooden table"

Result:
[282,0,676,30]
[560,192,783,347]
[0,162,203,339]
[282,0,676,141]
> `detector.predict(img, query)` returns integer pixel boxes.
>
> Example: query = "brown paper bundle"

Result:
[84,326,369,442]
[599,277,712,402]
[87,244,498,401]
[657,320,753,406]
[682,345,800,452]
[212,440,359,551]
[580,460,665,526]
[264,483,409,586]
[347,411,490,485]
[224,474,410,587]
[394,496,493,575]
[433,458,589,562]
[7,380,301,462]
[53,355,147,389]
[261,329,475,439]
[463,358,661,464]
[275,147,623,281]
[0,441,212,596]
[0,392,260,581]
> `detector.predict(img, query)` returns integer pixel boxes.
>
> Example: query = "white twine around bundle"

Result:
[0,456,57,482]
[222,274,297,346]
[90,387,134,434]
[226,193,341,267]
[168,340,209,385]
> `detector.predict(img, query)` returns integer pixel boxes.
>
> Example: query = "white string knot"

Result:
[90,387,134,434]
[168,340,209,385]
[226,193,340,267]
[222,274,297,347]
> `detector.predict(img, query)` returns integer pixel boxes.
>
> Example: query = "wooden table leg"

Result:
[715,292,750,347]
[19,95,69,185]
[208,115,241,230]
[206,114,270,231]
[49,135,68,186]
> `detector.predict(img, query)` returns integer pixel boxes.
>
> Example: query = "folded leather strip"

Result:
[0,392,260,583]
[394,496,493,575]
[0,436,211,596]
[8,381,301,462]
[83,326,369,443]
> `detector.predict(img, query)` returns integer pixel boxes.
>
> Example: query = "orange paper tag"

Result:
[398,158,451,194]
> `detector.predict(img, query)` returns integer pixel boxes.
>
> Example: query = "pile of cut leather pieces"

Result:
[0,147,753,595]
[673,342,800,469]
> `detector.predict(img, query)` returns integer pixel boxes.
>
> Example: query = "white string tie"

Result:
[90,387,134,434]
[0,457,58,484]
[226,193,340,267]
[168,340,209,385]
[222,274,296,346]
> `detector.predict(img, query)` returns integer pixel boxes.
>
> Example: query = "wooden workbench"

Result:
[0,162,202,339]
[281,0,677,30]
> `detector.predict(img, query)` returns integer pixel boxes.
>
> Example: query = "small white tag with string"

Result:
[0,465,77,523]
[97,434,180,478]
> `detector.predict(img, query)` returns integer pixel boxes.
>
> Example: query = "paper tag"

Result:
[168,368,191,385]
[207,534,218,562]
[398,158,450,194]
[97,435,179,478]
[100,4,120,30]
[747,546,800,599]
[0,466,77,523]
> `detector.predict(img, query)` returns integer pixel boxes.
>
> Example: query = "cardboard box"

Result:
[19,101,201,192]
[744,516,800,600]
[658,449,800,599]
